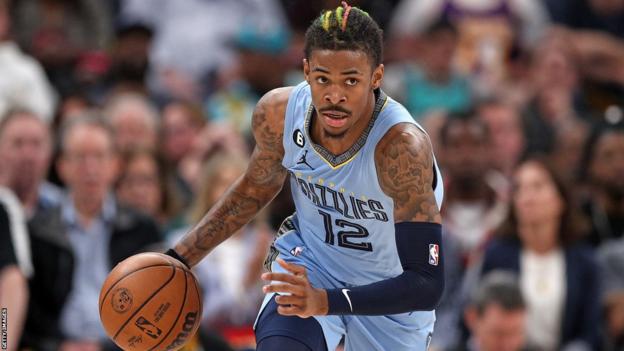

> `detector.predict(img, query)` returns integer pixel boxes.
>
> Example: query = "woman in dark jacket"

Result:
[481,156,601,351]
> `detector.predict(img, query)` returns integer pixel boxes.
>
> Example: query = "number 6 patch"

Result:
[428,244,439,266]
[293,129,305,147]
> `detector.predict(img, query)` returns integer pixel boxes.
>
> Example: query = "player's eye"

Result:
[316,76,328,84]
[345,78,358,86]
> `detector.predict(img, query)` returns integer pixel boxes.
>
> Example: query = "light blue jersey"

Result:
[257,81,444,351]
[280,81,443,284]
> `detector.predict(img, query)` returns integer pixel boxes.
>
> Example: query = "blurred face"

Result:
[479,105,525,173]
[0,115,51,194]
[590,132,624,196]
[111,108,157,153]
[115,32,151,70]
[443,120,490,181]
[424,29,457,77]
[532,44,577,93]
[162,104,197,164]
[116,154,161,217]
[513,161,564,227]
[304,50,383,139]
[552,122,588,181]
[59,125,117,204]
[469,304,526,351]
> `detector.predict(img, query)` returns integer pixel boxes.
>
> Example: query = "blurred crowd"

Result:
[0,0,623,350]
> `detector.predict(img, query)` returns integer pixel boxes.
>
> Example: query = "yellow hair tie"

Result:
[322,10,332,31]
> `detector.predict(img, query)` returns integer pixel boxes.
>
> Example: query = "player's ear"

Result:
[303,58,310,83]
[371,64,384,90]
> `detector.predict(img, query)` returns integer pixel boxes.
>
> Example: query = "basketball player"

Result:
[166,3,445,350]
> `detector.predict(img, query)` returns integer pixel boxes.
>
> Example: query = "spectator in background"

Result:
[104,92,158,153]
[560,28,624,122]
[383,19,472,120]
[480,156,601,351]
[0,109,61,218]
[115,149,181,228]
[0,0,56,122]
[459,271,529,351]
[430,113,510,351]
[161,101,205,168]
[580,123,624,246]
[567,28,624,89]
[550,118,590,186]
[439,112,509,261]
[74,21,155,107]
[0,188,30,351]
[169,151,272,349]
[161,100,206,209]
[389,0,549,95]
[523,32,586,155]
[544,0,624,38]
[105,22,153,97]
[178,122,249,193]
[23,116,161,350]
[206,23,291,138]
[119,0,287,102]
[598,237,624,350]
[10,0,112,96]
[477,99,526,178]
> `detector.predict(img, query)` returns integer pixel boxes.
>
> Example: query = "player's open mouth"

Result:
[322,111,349,128]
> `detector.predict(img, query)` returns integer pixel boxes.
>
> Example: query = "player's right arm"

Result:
[170,88,291,267]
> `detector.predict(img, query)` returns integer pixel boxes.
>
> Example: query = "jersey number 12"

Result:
[318,210,373,252]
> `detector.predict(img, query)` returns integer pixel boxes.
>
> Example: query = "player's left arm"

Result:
[323,123,444,315]
[263,123,445,317]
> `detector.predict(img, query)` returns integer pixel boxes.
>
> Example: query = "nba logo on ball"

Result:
[428,244,439,266]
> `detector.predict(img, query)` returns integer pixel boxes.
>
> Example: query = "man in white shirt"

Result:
[0,0,56,122]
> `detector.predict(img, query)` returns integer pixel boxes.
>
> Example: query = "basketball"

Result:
[99,252,202,351]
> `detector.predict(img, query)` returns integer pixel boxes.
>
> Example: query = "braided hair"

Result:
[304,1,383,67]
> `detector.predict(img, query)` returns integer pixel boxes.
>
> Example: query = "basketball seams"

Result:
[99,263,174,314]
[147,266,189,351]
[112,263,177,341]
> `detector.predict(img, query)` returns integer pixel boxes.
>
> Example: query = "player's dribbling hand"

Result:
[261,258,329,318]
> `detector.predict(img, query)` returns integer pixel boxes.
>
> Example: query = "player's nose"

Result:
[324,87,346,105]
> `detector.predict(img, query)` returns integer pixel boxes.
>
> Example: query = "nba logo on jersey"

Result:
[428,244,439,266]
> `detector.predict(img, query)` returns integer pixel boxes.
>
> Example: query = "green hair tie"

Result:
[335,6,344,26]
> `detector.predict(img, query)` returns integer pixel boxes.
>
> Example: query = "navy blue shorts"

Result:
[254,295,328,351]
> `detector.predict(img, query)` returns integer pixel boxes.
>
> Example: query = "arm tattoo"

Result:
[376,124,441,223]
[175,89,290,266]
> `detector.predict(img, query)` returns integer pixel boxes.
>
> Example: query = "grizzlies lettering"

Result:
[294,174,389,222]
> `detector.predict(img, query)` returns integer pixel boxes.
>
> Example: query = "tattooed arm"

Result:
[375,123,441,224]
[173,87,291,267]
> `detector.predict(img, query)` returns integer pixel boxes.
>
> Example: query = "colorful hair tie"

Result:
[341,2,352,31]
[322,10,332,32]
